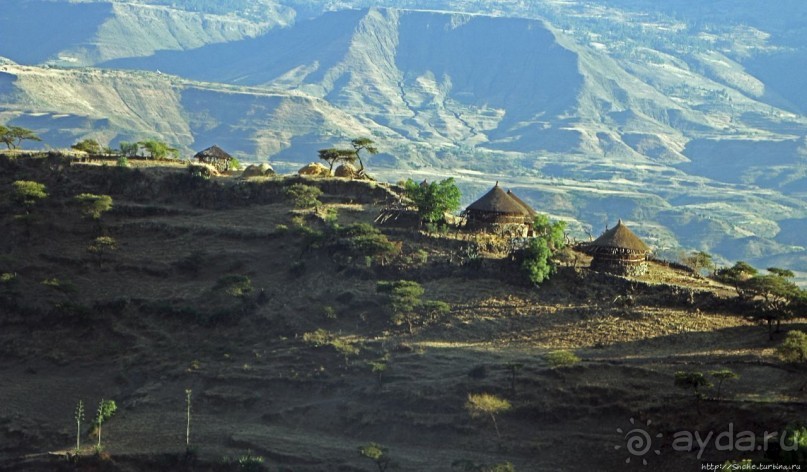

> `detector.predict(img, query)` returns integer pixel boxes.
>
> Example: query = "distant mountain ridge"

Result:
[1,1,807,275]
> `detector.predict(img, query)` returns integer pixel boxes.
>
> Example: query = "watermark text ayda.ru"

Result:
[672,422,798,459]
[616,418,802,464]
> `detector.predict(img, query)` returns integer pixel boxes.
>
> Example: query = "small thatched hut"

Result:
[464,182,534,235]
[194,145,233,172]
[587,220,651,275]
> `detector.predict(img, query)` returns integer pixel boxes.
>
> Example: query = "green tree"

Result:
[533,214,566,250]
[87,236,118,265]
[682,250,715,275]
[318,148,355,174]
[403,177,462,224]
[709,369,739,401]
[71,139,103,155]
[378,280,424,333]
[518,215,566,286]
[74,194,113,221]
[138,139,178,160]
[11,180,47,211]
[466,393,511,438]
[358,442,390,472]
[0,125,41,149]
[745,269,803,339]
[119,141,139,157]
[350,137,378,174]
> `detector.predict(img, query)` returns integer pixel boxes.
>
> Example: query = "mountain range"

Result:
[1,0,807,275]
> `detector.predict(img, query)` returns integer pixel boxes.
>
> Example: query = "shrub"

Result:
[284,183,322,209]
[11,180,47,209]
[778,331,807,363]
[544,350,580,367]
[116,156,129,168]
[302,328,332,347]
[358,442,390,472]
[213,275,253,297]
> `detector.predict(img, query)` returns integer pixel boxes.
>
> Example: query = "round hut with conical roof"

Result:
[464,182,534,236]
[587,220,651,276]
[194,145,233,173]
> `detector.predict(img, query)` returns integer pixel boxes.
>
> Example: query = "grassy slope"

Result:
[0,157,805,471]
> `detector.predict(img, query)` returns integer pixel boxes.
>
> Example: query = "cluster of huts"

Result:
[461,182,651,276]
[194,145,652,276]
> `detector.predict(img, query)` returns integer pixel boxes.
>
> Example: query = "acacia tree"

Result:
[71,139,103,155]
[138,139,178,160]
[11,180,47,212]
[318,148,355,173]
[0,125,41,149]
[466,393,511,438]
[715,261,758,296]
[709,369,739,401]
[350,137,378,174]
[403,177,461,225]
[744,268,803,340]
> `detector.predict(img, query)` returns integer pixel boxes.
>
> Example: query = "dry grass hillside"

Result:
[0,154,805,471]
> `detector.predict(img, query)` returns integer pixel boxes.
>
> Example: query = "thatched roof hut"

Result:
[194,145,232,172]
[506,189,537,217]
[464,182,533,234]
[587,220,651,275]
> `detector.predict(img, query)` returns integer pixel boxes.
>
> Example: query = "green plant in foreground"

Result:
[544,350,580,367]
[94,399,117,451]
[358,442,390,472]
[466,393,511,438]
[74,400,85,453]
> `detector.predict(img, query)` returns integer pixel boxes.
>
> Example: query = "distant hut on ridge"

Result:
[464,182,534,236]
[586,220,651,276]
[194,145,233,173]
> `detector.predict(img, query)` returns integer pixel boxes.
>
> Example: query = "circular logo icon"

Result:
[615,418,663,465]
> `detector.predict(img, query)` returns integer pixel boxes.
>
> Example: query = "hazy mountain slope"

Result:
[0,0,293,66]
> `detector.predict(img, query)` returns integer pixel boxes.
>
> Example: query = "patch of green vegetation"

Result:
[544,350,580,367]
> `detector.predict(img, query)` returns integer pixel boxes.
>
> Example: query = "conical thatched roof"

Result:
[194,145,231,161]
[467,182,529,215]
[506,189,537,217]
[590,220,650,253]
